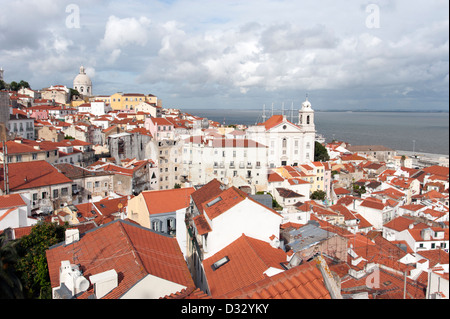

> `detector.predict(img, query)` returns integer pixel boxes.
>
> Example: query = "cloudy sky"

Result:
[0,0,448,111]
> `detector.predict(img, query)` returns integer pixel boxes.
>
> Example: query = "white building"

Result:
[182,136,268,192]
[246,98,316,168]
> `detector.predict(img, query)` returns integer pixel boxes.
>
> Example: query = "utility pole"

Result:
[1,123,9,194]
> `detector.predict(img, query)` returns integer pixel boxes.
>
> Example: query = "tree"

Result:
[314,141,330,162]
[18,80,30,89]
[311,190,326,200]
[353,184,366,197]
[15,222,67,299]
[0,234,23,299]
[9,81,19,91]
[174,183,181,189]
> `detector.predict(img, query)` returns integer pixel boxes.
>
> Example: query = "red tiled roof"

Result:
[191,179,224,214]
[334,187,351,195]
[360,198,385,210]
[383,216,417,232]
[416,249,449,268]
[193,214,212,235]
[0,160,72,192]
[46,220,195,299]
[0,193,27,209]
[202,187,248,220]
[141,187,195,215]
[422,165,449,178]
[268,171,284,182]
[203,234,288,297]
[400,204,425,212]
[219,259,331,299]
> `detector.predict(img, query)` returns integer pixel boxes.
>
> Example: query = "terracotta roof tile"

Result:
[141,187,195,215]
[0,193,27,209]
[46,220,194,299]
[203,234,288,297]
[0,160,73,192]
[219,259,331,299]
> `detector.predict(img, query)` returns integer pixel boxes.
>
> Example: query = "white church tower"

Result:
[298,95,315,132]
[0,67,4,82]
[298,95,316,163]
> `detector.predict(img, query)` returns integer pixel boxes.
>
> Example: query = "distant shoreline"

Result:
[184,108,449,113]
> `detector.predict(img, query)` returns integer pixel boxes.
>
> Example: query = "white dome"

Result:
[301,99,312,110]
[73,66,92,87]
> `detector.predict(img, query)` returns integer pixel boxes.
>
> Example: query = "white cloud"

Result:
[99,15,152,62]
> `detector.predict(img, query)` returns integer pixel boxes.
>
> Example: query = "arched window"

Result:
[307,115,310,125]
[152,219,162,232]
[282,138,287,148]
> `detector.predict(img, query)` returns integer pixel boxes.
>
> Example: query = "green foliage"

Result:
[174,183,181,189]
[15,222,67,299]
[353,184,366,196]
[0,235,24,299]
[255,191,282,210]
[314,141,330,162]
[311,190,326,200]
[69,88,80,97]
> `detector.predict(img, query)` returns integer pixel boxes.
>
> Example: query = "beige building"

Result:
[55,163,114,204]
[41,86,69,105]
[346,145,396,163]
[0,139,58,164]
[109,93,158,111]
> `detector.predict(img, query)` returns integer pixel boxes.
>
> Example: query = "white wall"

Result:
[204,198,282,259]
[120,274,187,299]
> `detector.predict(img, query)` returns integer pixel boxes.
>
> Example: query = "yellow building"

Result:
[109,93,158,111]
[311,162,325,193]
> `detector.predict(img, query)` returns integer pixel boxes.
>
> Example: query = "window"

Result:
[61,188,68,196]
[53,189,59,198]
[152,219,162,232]
[42,192,47,199]
[211,256,230,271]
[32,193,38,201]
[282,138,287,148]
[16,155,22,162]
[32,153,37,160]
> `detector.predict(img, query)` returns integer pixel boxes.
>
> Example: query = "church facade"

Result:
[246,98,316,168]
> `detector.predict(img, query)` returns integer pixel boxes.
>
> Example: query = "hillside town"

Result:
[0,66,448,300]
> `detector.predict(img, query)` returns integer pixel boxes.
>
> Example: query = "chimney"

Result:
[54,261,89,299]
[89,269,118,299]
[65,228,79,245]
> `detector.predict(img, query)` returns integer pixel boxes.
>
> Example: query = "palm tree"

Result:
[0,233,24,299]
